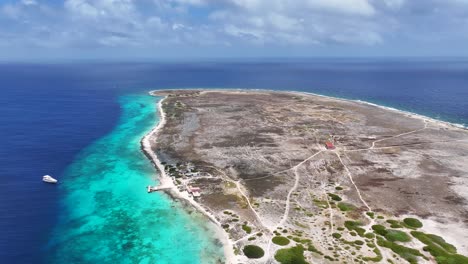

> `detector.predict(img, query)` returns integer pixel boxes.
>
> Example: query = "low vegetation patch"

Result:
[377,237,423,264]
[386,219,403,228]
[345,221,366,237]
[327,193,342,201]
[403,218,423,229]
[411,231,468,264]
[337,202,356,212]
[332,233,342,239]
[362,247,383,262]
[243,245,265,259]
[385,230,411,242]
[272,236,291,246]
[372,225,388,236]
[306,243,322,255]
[373,225,410,242]
[366,212,375,219]
[274,245,309,264]
[242,224,252,234]
[291,237,311,244]
[313,199,328,209]
[354,240,364,245]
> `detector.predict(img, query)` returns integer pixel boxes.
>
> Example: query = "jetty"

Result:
[147,185,172,193]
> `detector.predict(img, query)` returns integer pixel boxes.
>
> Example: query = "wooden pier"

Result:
[147,185,172,193]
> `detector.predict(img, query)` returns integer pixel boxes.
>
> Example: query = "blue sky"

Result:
[1,0,468,60]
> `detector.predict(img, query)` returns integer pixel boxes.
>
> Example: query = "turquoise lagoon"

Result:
[46,94,225,264]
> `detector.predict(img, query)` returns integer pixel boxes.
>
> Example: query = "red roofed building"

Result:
[186,185,201,197]
[325,141,335,149]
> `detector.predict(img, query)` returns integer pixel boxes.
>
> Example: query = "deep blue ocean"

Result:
[1,60,467,263]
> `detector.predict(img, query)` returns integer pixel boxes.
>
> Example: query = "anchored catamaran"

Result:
[42,175,58,184]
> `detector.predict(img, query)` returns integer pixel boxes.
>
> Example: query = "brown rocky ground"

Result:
[148,89,468,264]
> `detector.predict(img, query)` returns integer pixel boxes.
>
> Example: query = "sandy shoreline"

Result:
[140,95,237,264]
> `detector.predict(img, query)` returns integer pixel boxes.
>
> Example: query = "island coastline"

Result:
[140,95,237,264]
[142,88,468,263]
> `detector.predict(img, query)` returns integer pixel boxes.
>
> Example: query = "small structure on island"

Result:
[325,141,335,150]
[147,185,172,193]
[186,185,201,197]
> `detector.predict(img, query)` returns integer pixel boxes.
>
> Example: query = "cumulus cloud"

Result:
[22,0,38,6]
[0,0,467,58]
[204,0,383,46]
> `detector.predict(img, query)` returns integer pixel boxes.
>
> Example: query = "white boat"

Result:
[42,175,58,184]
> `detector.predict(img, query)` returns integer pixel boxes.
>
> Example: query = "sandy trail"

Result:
[275,150,324,229]
[335,152,372,211]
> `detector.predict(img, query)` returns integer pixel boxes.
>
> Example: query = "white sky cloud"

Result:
[0,0,467,59]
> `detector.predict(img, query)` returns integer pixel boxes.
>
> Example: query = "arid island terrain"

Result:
[146,89,468,264]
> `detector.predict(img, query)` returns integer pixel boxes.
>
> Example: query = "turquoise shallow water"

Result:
[46,94,225,264]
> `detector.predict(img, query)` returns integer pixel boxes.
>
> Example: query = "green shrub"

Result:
[344,221,366,236]
[327,193,342,201]
[386,220,403,228]
[242,224,252,234]
[435,254,468,264]
[291,236,311,244]
[377,237,422,264]
[403,218,423,229]
[362,247,383,262]
[411,231,468,264]
[385,230,411,242]
[337,202,356,211]
[366,212,375,219]
[332,233,342,239]
[274,245,309,264]
[335,186,343,191]
[307,243,322,254]
[243,245,265,259]
[354,240,364,245]
[372,225,388,236]
[313,199,328,208]
[272,236,291,246]
[298,238,311,244]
